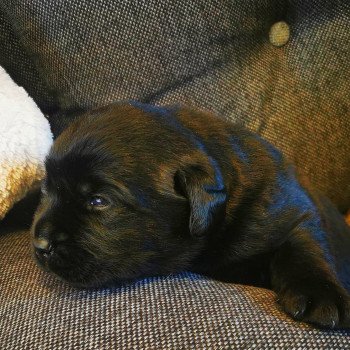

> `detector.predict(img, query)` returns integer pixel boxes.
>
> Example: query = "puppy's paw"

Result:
[278,286,350,329]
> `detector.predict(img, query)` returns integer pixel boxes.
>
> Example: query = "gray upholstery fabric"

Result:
[1,229,350,349]
[0,0,349,211]
[1,1,350,348]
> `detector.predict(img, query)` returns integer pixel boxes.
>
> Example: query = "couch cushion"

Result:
[0,0,349,211]
[1,229,349,349]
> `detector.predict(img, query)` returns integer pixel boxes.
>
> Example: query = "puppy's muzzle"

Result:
[33,219,67,261]
[33,237,52,253]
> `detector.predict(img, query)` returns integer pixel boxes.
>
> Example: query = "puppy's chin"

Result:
[33,249,179,289]
[32,246,157,289]
[32,249,112,288]
[36,261,121,289]
[37,263,151,289]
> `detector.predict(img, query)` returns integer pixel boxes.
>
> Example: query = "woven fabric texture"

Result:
[1,229,349,350]
[0,2,349,347]
[0,0,349,211]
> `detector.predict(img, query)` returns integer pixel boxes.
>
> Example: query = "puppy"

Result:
[32,102,350,329]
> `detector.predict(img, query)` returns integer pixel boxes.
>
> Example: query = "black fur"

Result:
[32,102,350,329]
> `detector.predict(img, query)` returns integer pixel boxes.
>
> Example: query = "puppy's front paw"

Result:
[278,285,350,329]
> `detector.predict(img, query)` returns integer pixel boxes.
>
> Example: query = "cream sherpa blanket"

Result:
[0,67,53,220]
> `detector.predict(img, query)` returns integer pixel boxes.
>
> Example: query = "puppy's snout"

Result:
[33,219,66,259]
[33,237,52,253]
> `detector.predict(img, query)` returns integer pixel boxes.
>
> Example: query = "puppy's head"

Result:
[31,103,227,287]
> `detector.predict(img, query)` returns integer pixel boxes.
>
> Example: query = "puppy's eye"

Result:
[88,196,110,210]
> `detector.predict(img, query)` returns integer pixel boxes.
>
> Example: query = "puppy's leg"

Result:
[270,227,350,328]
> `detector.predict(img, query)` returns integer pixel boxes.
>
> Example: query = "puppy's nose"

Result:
[33,237,52,253]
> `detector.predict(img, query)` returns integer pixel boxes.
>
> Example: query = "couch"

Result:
[1,1,349,348]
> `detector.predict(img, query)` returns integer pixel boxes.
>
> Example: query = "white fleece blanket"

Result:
[0,67,53,220]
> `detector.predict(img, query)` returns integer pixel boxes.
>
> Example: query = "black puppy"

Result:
[32,102,350,329]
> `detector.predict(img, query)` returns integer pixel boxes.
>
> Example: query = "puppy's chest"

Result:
[191,250,272,288]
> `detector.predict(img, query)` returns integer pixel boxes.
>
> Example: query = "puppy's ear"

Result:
[174,164,227,236]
